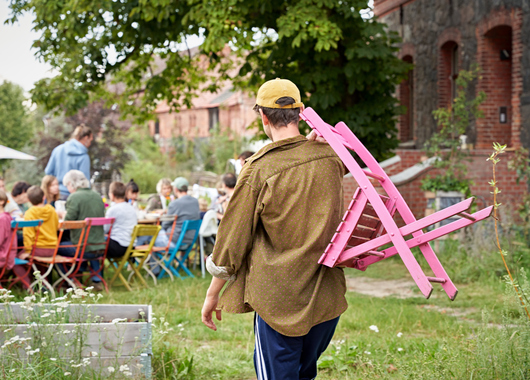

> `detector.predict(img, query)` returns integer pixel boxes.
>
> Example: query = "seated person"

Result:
[237,150,254,174]
[215,173,237,220]
[145,178,173,213]
[199,198,209,219]
[161,177,200,249]
[61,170,106,290]
[11,181,31,216]
[0,178,20,218]
[41,175,61,208]
[105,182,137,258]
[125,179,140,210]
[0,190,15,271]
[23,186,59,258]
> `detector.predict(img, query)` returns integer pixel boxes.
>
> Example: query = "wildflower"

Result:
[90,351,98,357]
[108,366,115,373]
[397,332,403,338]
[63,330,71,334]
[112,318,128,324]
[398,347,404,352]
[66,288,73,293]
[50,358,57,361]
[369,325,379,333]
[119,364,130,372]
[64,372,71,376]
[41,313,50,318]
[85,286,94,291]
[28,348,40,355]
[364,351,371,355]
[3,328,11,333]
[123,371,133,377]
[9,369,15,373]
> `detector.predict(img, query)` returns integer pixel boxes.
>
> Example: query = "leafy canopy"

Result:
[7,0,411,160]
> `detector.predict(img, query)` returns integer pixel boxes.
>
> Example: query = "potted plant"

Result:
[421,66,486,221]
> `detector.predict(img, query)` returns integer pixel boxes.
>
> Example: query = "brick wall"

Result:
[475,7,523,149]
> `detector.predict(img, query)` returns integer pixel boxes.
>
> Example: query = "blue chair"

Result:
[156,219,202,279]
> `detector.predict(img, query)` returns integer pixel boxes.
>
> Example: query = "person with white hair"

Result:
[60,170,106,291]
[145,178,174,213]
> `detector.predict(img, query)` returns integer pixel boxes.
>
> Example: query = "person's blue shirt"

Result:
[45,139,91,197]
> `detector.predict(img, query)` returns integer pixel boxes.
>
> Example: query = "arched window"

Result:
[398,55,414,142]
[439,41,459,109]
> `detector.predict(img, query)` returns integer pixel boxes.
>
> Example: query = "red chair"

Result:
[67,217,114,292]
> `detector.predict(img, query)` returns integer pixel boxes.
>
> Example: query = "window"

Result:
[209,107,219,130]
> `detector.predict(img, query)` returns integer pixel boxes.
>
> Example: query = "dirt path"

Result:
[346,276,422,299]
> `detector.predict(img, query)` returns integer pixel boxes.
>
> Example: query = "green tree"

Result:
[0,81,32,151]
[7,0,411,160]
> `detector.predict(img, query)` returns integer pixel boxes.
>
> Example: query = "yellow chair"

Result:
[108,225,161,291]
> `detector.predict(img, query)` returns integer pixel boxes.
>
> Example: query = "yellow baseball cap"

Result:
[255,78,304,109]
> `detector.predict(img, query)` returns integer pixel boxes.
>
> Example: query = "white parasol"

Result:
[0,145,36,160]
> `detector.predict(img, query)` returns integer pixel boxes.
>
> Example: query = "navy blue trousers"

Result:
[253,313,340,380]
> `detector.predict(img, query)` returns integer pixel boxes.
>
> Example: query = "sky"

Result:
[0,1,55,92]
[0,0,373,93]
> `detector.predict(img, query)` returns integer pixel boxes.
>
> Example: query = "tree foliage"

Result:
[7,0,411,160]
[0,81,32,151]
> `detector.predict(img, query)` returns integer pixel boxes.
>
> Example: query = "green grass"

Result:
[98,251,530,379]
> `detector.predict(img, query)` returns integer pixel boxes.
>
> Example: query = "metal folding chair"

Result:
[67,217,114,292]
[301,107,493,300]
[135,215,178,282]
[198,210,218,278]
[108,224,161,291]
[32,220,87,296]
[156,219,202,280]
[0,220,43,290]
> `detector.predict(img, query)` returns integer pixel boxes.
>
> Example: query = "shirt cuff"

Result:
[206,255,236,281]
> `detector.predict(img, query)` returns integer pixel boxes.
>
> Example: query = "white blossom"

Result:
[397,332,403,338]
[369,325,379,333]
[398,347,404,352]
[108,367,115,373]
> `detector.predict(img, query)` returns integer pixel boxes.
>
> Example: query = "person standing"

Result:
[201,78,347,380]
[45,125,93,200]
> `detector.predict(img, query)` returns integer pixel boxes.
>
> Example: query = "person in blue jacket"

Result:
[45,125,93,200]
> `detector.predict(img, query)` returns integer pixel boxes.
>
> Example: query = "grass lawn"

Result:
[100,253,530,379]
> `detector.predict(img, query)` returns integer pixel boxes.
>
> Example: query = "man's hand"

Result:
[306,130,327,143]
[201,294,222,331]
[201,276,227,331]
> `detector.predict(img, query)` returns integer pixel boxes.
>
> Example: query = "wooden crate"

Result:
[0,304,152,378]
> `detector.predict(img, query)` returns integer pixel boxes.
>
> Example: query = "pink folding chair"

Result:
[67,217,114,292]
[301,108,493,300]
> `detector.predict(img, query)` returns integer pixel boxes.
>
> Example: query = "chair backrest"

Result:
[54,221,87,260]
[199,210,218,238]
[173,219,202,252]
[83,217,115,256]
[129,225,161,253]
[11,219,44,256]
[157,215,178,250]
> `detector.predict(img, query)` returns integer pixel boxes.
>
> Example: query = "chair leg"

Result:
[199,237,205,278]
[30,264,55,298]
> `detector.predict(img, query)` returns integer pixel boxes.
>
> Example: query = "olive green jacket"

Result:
[65,188,106,251]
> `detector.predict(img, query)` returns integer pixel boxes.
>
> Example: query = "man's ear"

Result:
[259,109,269,126]
[299,105,305,121]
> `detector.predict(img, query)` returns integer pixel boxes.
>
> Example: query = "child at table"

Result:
[105,182,137,258]
[0,190,15,270]
[125,179,140,210]
[23,186,59,258]
[0,190,31,288]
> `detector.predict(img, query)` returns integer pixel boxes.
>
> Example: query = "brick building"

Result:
[147,47,257,151]
[341,0,530,220]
